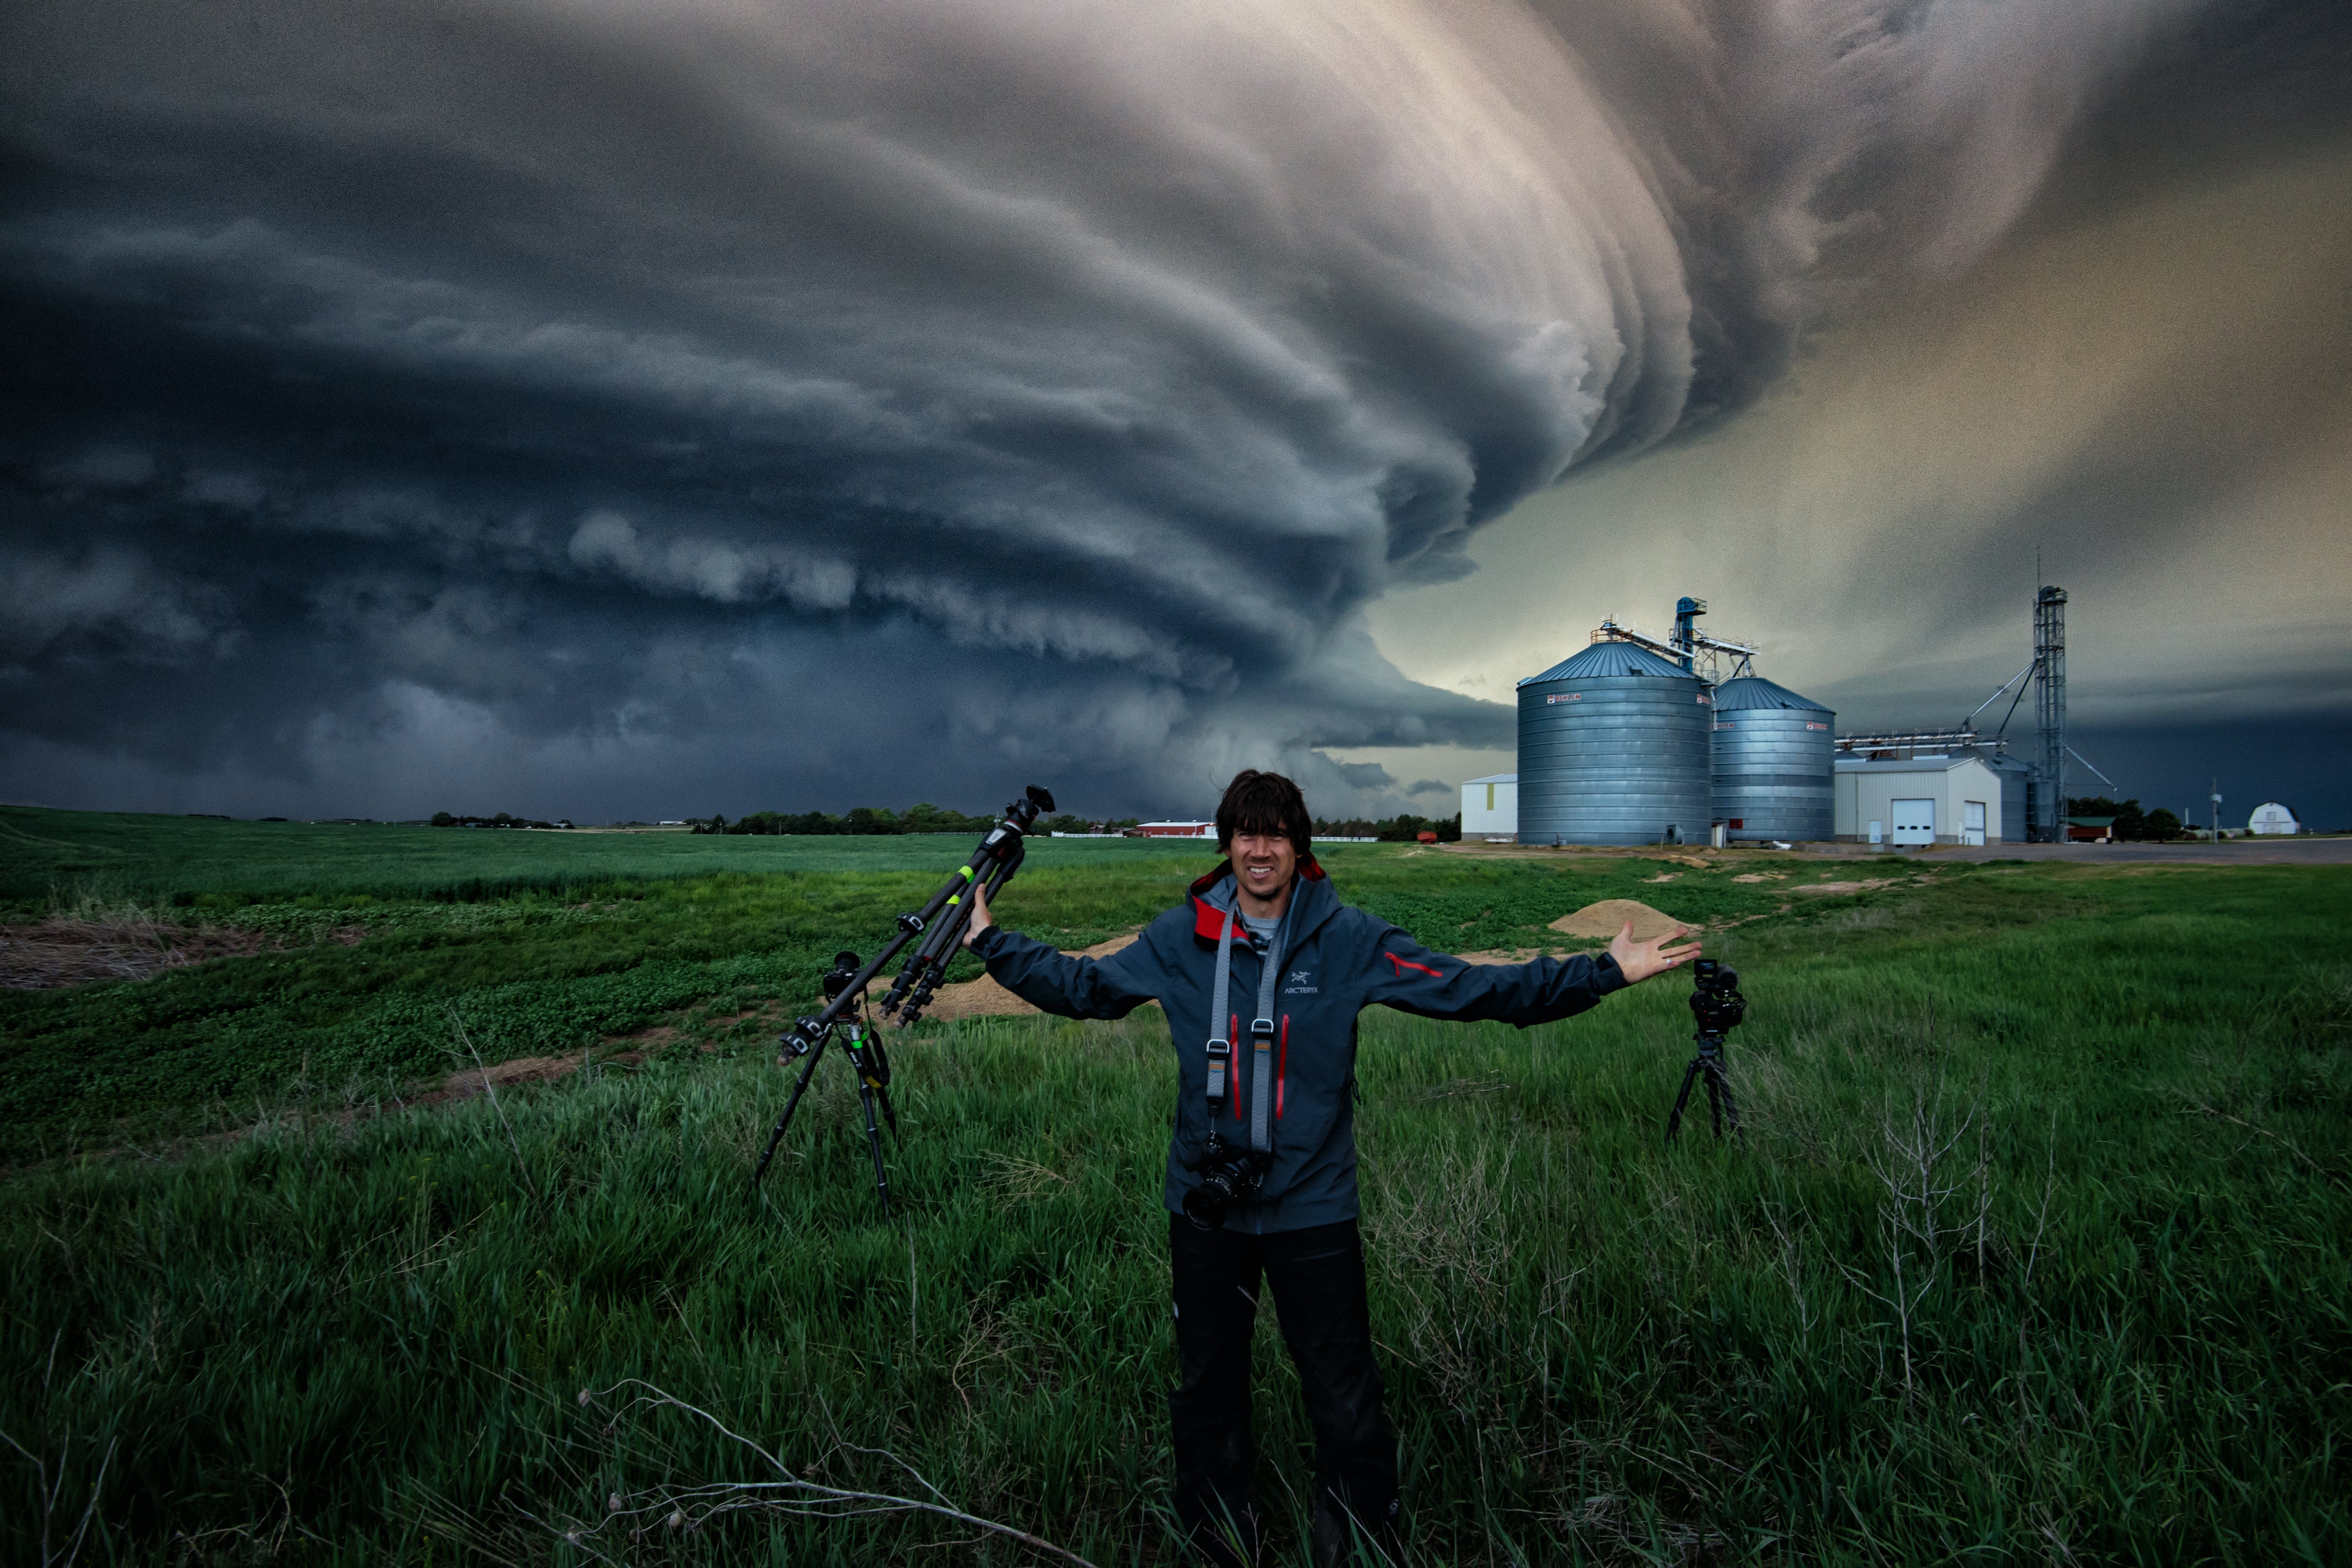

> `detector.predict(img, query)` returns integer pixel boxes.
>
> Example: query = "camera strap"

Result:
[1203,893,1287,1156]
[1205,912,1236,1119]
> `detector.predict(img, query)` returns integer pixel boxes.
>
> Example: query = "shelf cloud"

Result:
[1,0,2334,819]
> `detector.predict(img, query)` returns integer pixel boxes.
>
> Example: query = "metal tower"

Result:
[2032,584,2067,842]
[1672,597,1703,672]
[1659,596,1757,683]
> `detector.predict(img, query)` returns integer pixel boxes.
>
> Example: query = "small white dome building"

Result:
[2248,802,2300,835]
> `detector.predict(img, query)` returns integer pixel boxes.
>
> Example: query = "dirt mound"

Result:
[917,932,1143,1022]
[1548,899,1695,942]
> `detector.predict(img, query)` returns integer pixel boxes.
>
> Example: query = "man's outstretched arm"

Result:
[1364,919,1701,1026]
[961,878,1163,1020]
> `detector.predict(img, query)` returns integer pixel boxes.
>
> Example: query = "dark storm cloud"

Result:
[0,0,2310,818]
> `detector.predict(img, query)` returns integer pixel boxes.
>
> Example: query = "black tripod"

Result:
[1666,959,1746,1141]
[751,785,1053,1209]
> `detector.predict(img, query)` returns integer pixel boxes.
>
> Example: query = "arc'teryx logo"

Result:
[1288,970,1310,984]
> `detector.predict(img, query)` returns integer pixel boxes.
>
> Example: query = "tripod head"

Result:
[780,952,866,1061]
[1005,783,1055,831]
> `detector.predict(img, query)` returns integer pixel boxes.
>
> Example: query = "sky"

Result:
[4,0,2348,829]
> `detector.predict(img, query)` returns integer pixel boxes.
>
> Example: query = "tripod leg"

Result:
[856,1077,894,1218]
[1707,1062,1743,1137]
[752,1033,829,1188]
[846,1026,899,1137]
[1666,1057,1703,1142]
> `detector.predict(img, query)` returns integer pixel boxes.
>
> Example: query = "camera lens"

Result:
[1183,1178,1231,1230]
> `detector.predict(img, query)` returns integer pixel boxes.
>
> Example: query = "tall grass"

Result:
[3,866,2347,1562]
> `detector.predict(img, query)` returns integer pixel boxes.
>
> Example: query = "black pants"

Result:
[1168,1214,1400,1566]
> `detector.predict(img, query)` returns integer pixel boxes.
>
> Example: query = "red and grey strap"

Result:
[1205,908,1236,1117]
[1204,897,1286,1154]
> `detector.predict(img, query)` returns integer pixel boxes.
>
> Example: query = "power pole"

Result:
[2032,583,2068,843]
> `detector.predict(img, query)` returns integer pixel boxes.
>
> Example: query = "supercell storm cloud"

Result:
[0,1,2304,817]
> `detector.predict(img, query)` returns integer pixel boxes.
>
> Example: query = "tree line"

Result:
[686,807,1466,840]
[2065,796,2182,841]
[688,805,1145,836]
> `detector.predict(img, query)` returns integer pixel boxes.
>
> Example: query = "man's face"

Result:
[1228,828,1297,904]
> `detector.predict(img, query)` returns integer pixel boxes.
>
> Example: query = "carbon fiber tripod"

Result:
[750,785,1053,1211]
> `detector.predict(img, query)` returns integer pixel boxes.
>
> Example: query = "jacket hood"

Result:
[1187,855,1338,949]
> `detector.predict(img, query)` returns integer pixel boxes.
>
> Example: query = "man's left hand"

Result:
[1609,920,1700,984]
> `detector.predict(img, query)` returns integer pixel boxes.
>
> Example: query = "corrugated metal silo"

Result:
[1710,676,1834,843]
[1517,641,1712,846]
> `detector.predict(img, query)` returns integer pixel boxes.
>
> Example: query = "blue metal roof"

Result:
[1712,675,1829,713]
[1519,641,1693,684]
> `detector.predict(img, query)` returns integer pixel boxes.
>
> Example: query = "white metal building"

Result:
[2249,802,2301,835]
[1133,820,1216,838]
[1461,773,1517,841]
[1833,753,2009,846]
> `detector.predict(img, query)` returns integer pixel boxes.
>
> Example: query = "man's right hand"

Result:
[962,878,993,947]
[1610,920,1699,984]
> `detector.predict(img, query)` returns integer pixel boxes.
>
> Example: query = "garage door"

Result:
[1891,798,1935,846]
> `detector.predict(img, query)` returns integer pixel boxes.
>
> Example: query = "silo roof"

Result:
[1519,641,1692,684]
[1712,675,1829,713]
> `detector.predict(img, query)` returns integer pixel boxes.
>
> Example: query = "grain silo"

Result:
[1517,640,1712,846]
[1710,676,1835,843]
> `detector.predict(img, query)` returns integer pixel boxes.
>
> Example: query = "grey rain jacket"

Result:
[971,855,1628,1233]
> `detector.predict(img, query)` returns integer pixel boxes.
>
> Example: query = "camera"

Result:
[1689,959,1746,1035]
[1182,1131,1269,1230]
[822,950,862,1001]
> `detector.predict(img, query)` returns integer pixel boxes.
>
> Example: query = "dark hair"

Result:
[1216,769,1312,858]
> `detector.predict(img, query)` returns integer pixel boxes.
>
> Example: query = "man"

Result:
[964,769,1697,1566]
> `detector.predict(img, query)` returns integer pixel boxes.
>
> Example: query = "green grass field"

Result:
[2,807,2348,1564]
[0,804,1223,910]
